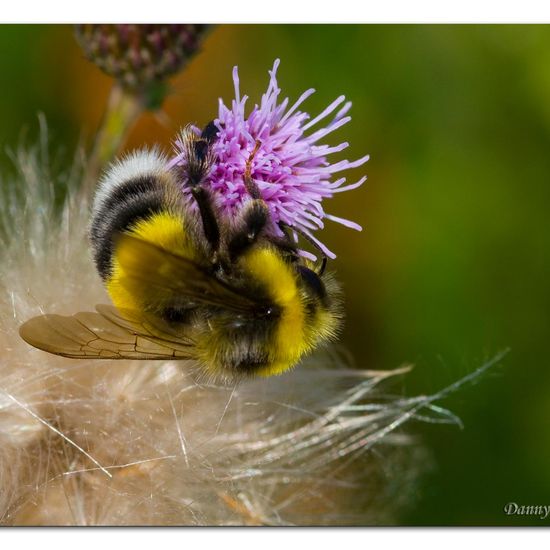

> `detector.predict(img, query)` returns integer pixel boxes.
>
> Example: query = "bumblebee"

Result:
[19,123,342,380]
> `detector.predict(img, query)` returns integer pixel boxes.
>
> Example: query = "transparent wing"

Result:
[115,233,269,313]
[19,305,196,360]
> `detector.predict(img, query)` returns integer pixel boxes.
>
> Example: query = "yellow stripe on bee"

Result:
[128,211,192,255]
[106,211,190,312]
[240,247,307,376]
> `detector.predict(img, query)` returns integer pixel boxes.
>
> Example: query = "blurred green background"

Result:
[2,24,549,525]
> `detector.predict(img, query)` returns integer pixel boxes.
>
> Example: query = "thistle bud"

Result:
[75,24,209,94]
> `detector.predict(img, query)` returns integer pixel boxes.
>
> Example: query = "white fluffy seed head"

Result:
[0,130,489,526]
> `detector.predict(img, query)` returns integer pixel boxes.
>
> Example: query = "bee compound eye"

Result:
[296,265,326,300]
[256,305,277,318]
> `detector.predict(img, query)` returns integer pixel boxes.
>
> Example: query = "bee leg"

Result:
[190,185,221,259]
[176,125,223,267]
[243,140,263,200]
[227,140,273,261]
[227,199,269,262]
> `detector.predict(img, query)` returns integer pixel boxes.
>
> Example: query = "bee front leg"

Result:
[190,185,221,257]
[242,140,263,200]
[176,124,226,270]
[227,199,269,262]
[226,141,272,261]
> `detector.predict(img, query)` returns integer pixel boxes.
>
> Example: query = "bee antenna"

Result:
[243,140,262,199]
[318,256,327,277]
[279,222,328,275]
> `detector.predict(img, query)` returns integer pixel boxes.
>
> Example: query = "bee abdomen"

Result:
[90,150,172,280]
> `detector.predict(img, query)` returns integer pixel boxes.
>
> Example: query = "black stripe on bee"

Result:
[90,175,166,280]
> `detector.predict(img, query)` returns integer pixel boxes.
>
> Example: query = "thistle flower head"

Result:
[75,24,209,93]
[170,59,369,259]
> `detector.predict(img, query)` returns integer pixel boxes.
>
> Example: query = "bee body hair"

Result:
[90,149,191,281]
[23,137,342,380]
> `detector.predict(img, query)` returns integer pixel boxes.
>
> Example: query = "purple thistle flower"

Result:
[170,59,368,259]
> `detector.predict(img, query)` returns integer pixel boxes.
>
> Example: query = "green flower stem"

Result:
[84,83,144,195]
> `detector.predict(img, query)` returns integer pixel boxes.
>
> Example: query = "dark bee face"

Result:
[191,120,220,165]
[200,120,219,143]
[178,122,219,188]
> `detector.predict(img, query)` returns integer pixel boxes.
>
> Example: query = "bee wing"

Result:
[116,233,268,312]
[19,305,196,360]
